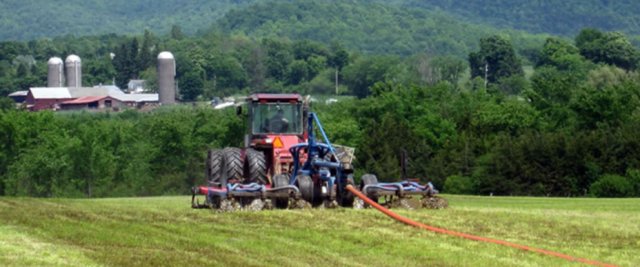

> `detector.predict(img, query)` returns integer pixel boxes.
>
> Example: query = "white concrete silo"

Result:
[65,54,82,88]
[47,57,64,87]
[157,51,176,104]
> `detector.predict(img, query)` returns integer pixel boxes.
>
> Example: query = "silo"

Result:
[47,57,64,87]
[65,54,82,87]
[157,51,176,104]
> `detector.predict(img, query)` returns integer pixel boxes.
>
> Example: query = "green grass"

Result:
[1,195,638,266]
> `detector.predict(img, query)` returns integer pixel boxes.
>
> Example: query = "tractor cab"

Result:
[248,94,304,136]
[246,94,307,177]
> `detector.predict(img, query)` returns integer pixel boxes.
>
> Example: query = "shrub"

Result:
[444,175,474,194]
[589,174,632,197]
[625,169,640,197]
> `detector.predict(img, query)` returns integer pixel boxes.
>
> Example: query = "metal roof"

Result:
[114,93,158,103]
[68,86,127,98]
[158,51,174,59]
[250,93,302,102]
[61,96,107,105]
[48,57,63,65]
[8,90,28,97]
[29,86,157,104]
[29,87,72,99]
[65,54,81,63]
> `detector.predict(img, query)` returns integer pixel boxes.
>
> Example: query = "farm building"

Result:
[59,96,123,110]
[24,86,158,111]
[8,90,28,103]
[25,87,74,111]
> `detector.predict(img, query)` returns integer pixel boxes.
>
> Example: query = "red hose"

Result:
[345,185,617,267]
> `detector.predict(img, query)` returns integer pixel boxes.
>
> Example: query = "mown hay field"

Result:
[1,195,638,266]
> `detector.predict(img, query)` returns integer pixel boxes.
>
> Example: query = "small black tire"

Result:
[338,174,355,207]
[296,175,314,204]
[244,148,267,184]
[273,174,290,209]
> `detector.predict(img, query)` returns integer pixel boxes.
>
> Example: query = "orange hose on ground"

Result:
[345,185,617,267]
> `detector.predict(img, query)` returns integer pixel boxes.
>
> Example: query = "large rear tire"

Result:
[360,174,379,204]
[244,148,267,184]
[205,149,223,185]
[273,174,290,209]
[221,147,243,187]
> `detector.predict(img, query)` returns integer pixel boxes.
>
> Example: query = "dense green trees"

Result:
[0,107,243,197]
[469,36,524,91]
[575,28,639,70]
[2,7,640,199]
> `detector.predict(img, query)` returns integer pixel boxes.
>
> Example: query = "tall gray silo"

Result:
[157,51,176,104]
[65,54,82,87]
[47,57,64,87]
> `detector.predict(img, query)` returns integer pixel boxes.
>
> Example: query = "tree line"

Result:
[2,28,640,197]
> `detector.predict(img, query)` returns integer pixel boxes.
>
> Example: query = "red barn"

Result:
[24,87,73,111]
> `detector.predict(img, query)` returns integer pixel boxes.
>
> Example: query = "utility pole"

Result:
[484,62,489,89]
[335,68,339,95]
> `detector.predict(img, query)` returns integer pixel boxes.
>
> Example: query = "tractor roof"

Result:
[249,93,302,102]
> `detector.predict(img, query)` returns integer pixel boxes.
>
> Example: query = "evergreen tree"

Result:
[137,30,154,71]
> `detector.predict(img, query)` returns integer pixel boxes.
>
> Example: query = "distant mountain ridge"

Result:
[1,0,638,55]
[0,0,258,40]
[214,0,548,57]
[397,0,640,36]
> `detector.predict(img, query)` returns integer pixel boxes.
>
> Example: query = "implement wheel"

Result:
[244,149,267,184]
[360,174,379,204]
[205,149,223,185]
[296,175,314,204]
[273,174,290,209]
[338,175,355,207]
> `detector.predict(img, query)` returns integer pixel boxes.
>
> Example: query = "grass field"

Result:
[1,195,638,266]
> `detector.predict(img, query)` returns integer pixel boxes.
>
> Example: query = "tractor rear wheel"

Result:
[206,149,223,185]
[360,174,379,204]
[244,149,267,184]
[297,175,314,204]
[273,174,290,209]
[221,147,243,187]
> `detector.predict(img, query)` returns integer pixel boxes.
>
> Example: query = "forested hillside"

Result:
[215,1,547,57]
[398,0,640,36]
[3,0,640,52]
[0,0,258,40]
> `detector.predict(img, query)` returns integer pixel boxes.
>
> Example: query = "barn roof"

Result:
[61,96,108,105]
[28,86,158,103]
[29,88,72,99]
[115,94,158,102]
[8,90,28,97]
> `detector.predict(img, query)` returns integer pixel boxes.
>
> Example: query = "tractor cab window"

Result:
[252,103,302,134]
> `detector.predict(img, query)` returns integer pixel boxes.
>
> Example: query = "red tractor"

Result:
[204,93,309,187]
[193,93,443,210]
